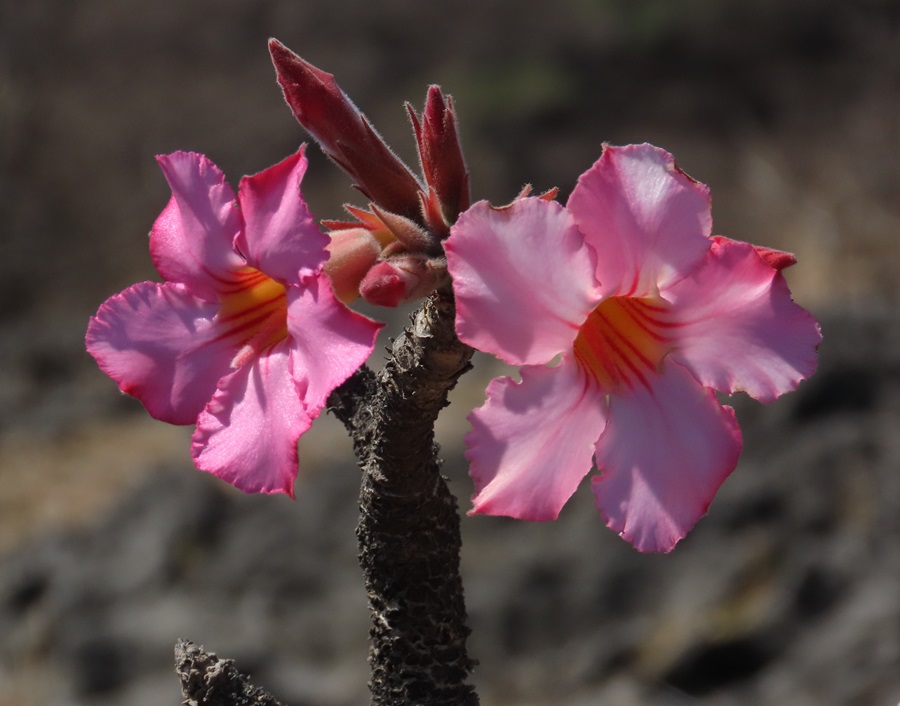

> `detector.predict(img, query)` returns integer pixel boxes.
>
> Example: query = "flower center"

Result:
[217,267,288,367]
[573,295,674,392]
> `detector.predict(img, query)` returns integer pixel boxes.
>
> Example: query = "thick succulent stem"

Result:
[328,287,478,706]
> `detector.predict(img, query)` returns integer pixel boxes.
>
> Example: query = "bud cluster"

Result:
[270,40,468,307]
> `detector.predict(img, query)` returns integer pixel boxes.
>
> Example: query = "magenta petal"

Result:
[739,240,797,271]
[665,237,821,402]
[467,356,607,520]
[86,282,239,425]
[192,341,311,497]
[592,362,742,553]
[236,147,330,286]
[568,144,712,297]
[286,275,382,413]
[151,152,245,301]
[446,198,600,366]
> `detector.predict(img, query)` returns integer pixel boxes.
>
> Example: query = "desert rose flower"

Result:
[445,143,821,552]
[86,149,381,496]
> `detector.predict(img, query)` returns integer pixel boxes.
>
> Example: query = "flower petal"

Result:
[86,282,239,425]
[150,152,246,301]
[592,361,742,553]
[467,355,608,520]
[665,237,821,402]
[742,240,797,271]
[236,147,330,286]
[192,341,311,497]
[568,144,712,297]
[286,274,382,414]
[446,197,600,366]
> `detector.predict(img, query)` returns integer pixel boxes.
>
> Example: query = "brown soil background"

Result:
[1,1,899,704]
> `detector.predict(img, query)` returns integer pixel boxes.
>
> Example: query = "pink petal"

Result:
[446,198,600,366]
[467,356,608,520]
[86,282,240,425]
[745,242,797,270]
[236,147,330,286]
[568,144,712,297]
[192,341,311,497]
[285,274,383,413]
[150,152,246,301]
[592,361,742,553]
[665,237,821,403]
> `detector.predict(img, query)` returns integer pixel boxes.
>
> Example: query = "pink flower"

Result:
[445,143,821,552]
[86,149,381,496]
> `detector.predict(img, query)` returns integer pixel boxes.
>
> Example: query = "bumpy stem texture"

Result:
[329,287,478,706]
[175,639,285,706]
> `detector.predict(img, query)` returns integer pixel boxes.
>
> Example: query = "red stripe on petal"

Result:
[212,268,290,361]
[574,295,675,393]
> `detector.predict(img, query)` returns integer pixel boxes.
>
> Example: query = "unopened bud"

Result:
[359,255,448,307]
[324,228,382,303]
[408,86,470,229]
[269,39,423,219]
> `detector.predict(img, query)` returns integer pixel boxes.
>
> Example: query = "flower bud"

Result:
[359,255,448,307]
[324,228,382,303]
[269,39,423,220]
[408,86,470,230]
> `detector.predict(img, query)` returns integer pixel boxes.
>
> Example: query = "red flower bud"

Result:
[408,86,470,229]
[359,255,448,307]
[269,39,423,220]
[324,228,383,303]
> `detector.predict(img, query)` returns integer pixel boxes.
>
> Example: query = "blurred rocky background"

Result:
[1,0,899,704]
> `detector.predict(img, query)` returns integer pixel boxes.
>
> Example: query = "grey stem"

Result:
[328,287,479,706]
